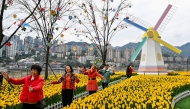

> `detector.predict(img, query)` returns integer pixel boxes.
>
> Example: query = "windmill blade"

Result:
[123,18,148,32]
[131,37,148,62]
[152,36,181,54]
[154,4,177,33]
[127,15,151,29]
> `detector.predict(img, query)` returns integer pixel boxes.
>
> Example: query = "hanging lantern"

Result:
[50,10,56,16]
[48,34,53,39]
[13,14,17,18]
[61,34,64,37]
[104,16,107,20]
[73,46,77,51]
[57,7,61,11]
[69,16,72,20]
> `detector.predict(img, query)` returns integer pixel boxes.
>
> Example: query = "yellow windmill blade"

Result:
[152,36,181,54]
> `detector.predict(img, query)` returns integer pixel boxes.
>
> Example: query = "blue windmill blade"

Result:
[131,37,147,62]
[123,18,148,32]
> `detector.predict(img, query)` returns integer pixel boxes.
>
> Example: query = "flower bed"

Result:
[63,75,190,109]
[0,73,122,109]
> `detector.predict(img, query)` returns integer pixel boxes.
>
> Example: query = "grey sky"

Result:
[3,0,190,47]
[111,0,190,47]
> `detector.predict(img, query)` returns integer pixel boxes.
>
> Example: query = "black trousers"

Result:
[102,83,109,89]
[127,73,131,78]
[62,89,74,107]
[89,91,96,95]
[21,103,41,109]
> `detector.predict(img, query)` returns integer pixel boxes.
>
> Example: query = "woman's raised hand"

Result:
[2,72,9,80]
[46,81,51,85]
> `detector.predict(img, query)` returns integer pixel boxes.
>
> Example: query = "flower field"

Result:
[63,75,190,109]
[0,73,121,109]
[1,72,190,109]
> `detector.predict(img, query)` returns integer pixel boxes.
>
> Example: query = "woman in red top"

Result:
[48,65,79,107]
[2,65,44,109]
[126,65,133,78]
[84,64,106,95]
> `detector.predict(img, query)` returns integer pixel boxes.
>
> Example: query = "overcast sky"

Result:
[4,0,190,47]
[110,0,190,47]
[60,0,190,47]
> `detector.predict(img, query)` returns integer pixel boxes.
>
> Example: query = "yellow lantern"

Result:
[61,34,64,37]
[13,14,17,18]
[73,46,77,51]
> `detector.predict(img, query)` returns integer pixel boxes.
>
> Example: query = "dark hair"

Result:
[90,64,96,68]
[65,65,74,73]
[31,64,42,75]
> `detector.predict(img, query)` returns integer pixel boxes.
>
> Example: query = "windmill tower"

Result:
[123,4,182,75]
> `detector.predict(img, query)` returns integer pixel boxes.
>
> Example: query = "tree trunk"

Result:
[45,46,50,80]
[102,51,107,65]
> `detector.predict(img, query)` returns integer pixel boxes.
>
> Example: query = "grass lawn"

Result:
[175,96,190,109]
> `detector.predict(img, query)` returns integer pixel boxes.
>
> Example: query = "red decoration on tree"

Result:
[116,13,119,17]
[78,56,80,58]
[13,22,16,24]
[57,7,61,11]
[92,20,95,24]
[7,0,13,5]
[74,28,76,30]
[40,8,45,12]
[64,28,68,30]
[89,5,93,10]
[6,42,12,47]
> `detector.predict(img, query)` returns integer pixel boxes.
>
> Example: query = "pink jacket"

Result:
[9,75,44,103]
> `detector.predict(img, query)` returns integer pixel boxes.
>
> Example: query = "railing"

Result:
[171,90,190,108]
[44,79,124,109]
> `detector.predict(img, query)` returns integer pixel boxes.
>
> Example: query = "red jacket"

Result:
[52,73,79,90]
[129,67,133,75]
[9,75,44,103]
[84,69,103,91]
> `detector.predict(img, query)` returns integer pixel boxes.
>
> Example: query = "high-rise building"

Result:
[107,44,113,61]
[6,35,18,57]
[114,48,120,58]
[87,46,94,56]
[51,39,58,53]
[17,39,23,51]
[33,37,41,51]
[56,44,68,58]
[0,35,8,57]
[123,47,130,61]
[24,36,34,52]
[76,46,82,55]
[71,45,82,55]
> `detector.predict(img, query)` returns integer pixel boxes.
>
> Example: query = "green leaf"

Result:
[4,4,8,10]
[21,27,26,31]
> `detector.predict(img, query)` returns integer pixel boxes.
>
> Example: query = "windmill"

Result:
[123,4,182,75]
